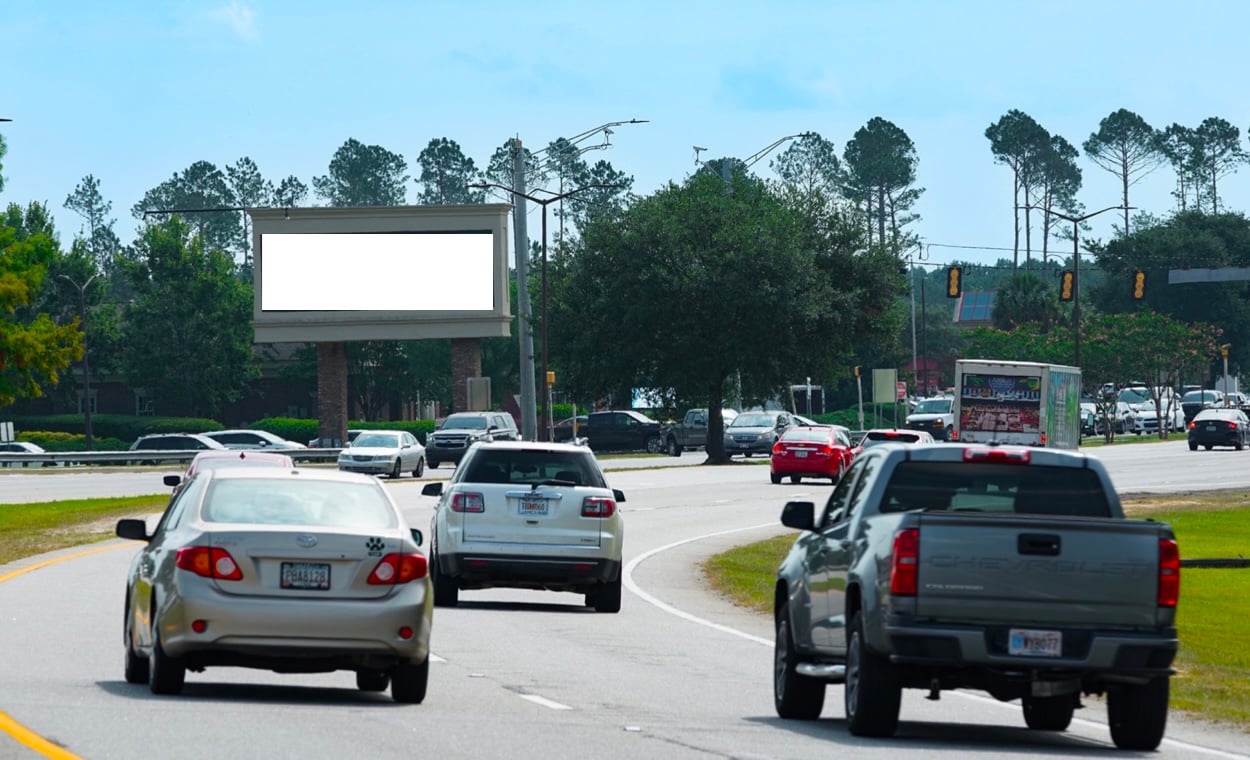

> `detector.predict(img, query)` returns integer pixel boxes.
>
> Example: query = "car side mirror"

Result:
[613,488,626,503]
[116,518,151,542]
[422,482,443,497]
[409,528,424,547]
[163,474,182,487]
[780,501,816,531]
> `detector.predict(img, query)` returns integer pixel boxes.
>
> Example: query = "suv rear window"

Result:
[461,449,605,488]
[880,461,1111,518]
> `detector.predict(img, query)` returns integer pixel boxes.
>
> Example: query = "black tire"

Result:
[770,472,782,484]
[356,670,390,692]
[593,576,622,613]
[844,612,901,737]
[833,462,846,484]
[1237,439,1245,451]
[1022,694,1075,731]
[944,425,954,441]
[773,603,825,720]
[123,595,148,685]
[1189,442,1198,451]
[1108,676,1168,750]
[148,626,186,696]
[391,655,429,704]
[427,458,439,469]
[644,436,662,454]
[390,459,403,479]
[667,437,681,457]
[790,475,801,484]
[431,554,459,607]
[413,456,425,478]
[1204,444,1213,451]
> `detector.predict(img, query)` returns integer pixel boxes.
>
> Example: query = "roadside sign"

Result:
[872,369,898,405]
[897,381,907,401]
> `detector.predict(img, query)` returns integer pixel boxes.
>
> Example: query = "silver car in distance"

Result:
[116,467,433,703]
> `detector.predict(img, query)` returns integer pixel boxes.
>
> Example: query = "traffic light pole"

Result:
[1046,206,1130,368]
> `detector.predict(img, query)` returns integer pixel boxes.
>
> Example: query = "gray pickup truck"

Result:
[660,408,738,456]
[773,444,1179,750]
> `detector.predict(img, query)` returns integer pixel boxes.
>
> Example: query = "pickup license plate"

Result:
[519,495,548,516]
[281,562,330,590]
[1008,628,1062,657]
[794,450,809,458]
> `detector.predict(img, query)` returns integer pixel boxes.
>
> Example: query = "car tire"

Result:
[645,436,662,454]
[390,459,403,479]
[790,475,801,484]
[1189,442,1198,451]
[667,437,681,457]
[431,555,459,608]
[123,594,149,685]
[844,612,901,737]
[773,602,824,720]
[356,670,390,692]
[1237,439,1245,451]
[427,458,439,469]
[770,472,782,484]
[833,462,846,485]
[1108,676,1168,750]
[944,425,954,441]
[1204,444,1213,451]
[592,576,622,613]
[1023,694,1075,731]
[148,625,186,696]
[413,456,425,478]
[391,655,429,704]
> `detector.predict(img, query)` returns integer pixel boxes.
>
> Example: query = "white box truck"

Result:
[953,359,1083,449]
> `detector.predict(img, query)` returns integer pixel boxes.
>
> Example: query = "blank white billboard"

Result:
[259,231,494,312]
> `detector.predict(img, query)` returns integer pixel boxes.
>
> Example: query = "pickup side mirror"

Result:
[613,488,626,504]
[116,518,151,542]
[780,500,816,531]
[421,482,443,497]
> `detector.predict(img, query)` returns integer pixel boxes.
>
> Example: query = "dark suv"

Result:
[585,410,664,453]
[425,412,520,469]
[129,433,227,465]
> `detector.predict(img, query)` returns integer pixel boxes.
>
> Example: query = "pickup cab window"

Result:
[818,458,866,528]
[880,461,1111,517]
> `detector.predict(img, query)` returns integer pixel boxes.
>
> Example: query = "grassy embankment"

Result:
[702,491,1250,729]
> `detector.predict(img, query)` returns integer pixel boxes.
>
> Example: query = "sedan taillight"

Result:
[175,546,243,581]
[368,553,428,584]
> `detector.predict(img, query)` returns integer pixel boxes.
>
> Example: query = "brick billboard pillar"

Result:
[316,341,349,446]
[451,338,482,413]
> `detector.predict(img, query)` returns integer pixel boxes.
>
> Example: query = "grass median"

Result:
[702,491,1250,730]
[0,495,167,566]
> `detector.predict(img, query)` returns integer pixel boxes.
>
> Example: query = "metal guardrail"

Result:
[1180,558,1250,568]
[0,449,344,467]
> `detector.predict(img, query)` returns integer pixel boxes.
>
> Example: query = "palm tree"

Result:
[992,272,1061,332]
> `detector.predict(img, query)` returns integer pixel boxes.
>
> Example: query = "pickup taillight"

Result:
[890,528,920,596]
[1158,538,1180,606]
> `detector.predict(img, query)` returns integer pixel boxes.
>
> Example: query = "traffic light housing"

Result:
[946,265,962,298]
[1059,270,1074,301]
[1132,269,1146,300]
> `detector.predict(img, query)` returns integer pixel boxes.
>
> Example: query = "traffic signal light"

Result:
[1059,270,1074,301]
[946,265,962,298]
[1132,269,1146,300]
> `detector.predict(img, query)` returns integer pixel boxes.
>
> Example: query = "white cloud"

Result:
[209,1,259,41]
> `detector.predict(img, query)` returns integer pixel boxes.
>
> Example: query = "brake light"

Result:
[1158,539,1180,606]
[962,447,1030,464]
[367,553,429,585]
[890,529,919,596]
[175,546,243,581]
[772,441,783,454]
[581,496,616,518]
[819,444,834,456]
[451,492,485,512]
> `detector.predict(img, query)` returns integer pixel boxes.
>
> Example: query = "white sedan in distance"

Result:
[338,430,426,479]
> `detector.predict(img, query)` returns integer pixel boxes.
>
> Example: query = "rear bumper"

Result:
[425,444,472,463]
[771,456,838,478]
[440,552,621,591]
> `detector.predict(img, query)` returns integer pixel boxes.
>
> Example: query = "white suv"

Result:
[420,441,625,613]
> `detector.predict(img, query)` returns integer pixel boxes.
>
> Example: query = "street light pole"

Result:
[1045,205,1132,367]
[58,273,98,450]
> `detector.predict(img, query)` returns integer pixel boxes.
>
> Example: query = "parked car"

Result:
[162,450,296,497]
[0,441,56,467]
[307,429,364,448]
[853,428,935,455]
[115,467,433,702]
[129,433,227,465]
[1187,408,1250,451]
[1079,403,1099,437]
[337,430,426,478]
[770,425,854,484]
[551,415,590,443]
[425,411,520,469]
[584,410,665,454]
[723,410,795,457]
[203,429,307,450]
[420,440,625,612]
[1181,390,1225,424]
[661,408,739,456]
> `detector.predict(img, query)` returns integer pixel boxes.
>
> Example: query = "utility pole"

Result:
[58,274,98,450]
[511,139,538,441]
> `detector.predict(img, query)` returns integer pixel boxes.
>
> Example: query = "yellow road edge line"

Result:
[0,541,136,758]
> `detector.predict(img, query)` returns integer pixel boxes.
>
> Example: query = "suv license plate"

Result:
[519,496,548,516]
[281,562,330,590]
[1008,628,1061,657]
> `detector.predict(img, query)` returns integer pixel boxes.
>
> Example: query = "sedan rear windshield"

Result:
[202,480,397,529]
[861,431,923,447]
[781,428,834,443]
[880,461,1111,518]
[460,449,605,488]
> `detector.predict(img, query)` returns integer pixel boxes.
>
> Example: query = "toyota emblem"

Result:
[296,534,318,548]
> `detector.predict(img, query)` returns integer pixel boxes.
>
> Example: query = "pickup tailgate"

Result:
[915,514,1166,628]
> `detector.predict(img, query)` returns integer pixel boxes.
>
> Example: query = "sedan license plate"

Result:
[794,450,809,458]
[281,562,330,590]
[518,495,549,516]
[1008,628,1062,657]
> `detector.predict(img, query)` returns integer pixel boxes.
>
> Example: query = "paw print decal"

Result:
[366,537,385,555]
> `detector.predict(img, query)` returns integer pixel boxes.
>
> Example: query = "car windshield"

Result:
[860,431,923,448]
[731,413,775,427]
[1118,388,1150,404]
[914,399,952,414]
[880,461,1112,517]
[201,479,397,528]
[442,415,489,430]
[353,433,400,448]
[1183,391,1220,403]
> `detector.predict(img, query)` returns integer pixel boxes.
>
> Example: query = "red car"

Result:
[770,425,854,484]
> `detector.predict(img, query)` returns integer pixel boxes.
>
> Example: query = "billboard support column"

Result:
[316,342,349,447]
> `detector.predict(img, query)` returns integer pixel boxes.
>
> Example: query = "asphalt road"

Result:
[1,442,1248,759]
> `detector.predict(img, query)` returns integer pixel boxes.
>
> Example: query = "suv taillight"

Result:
[175,546,243,581]
[890,529,919,596]
[581,496,616,518]
[1158,539,1180,606]
[368,553,428,585]
[451,492,485,513]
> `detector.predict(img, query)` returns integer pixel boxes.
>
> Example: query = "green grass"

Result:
[702,492,1250,730]
[0,495,167,565]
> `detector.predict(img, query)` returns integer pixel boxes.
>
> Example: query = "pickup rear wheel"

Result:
[1022,694,1075,731]
[845,612,901,737]
[773,603,825,720]
[667,437,681,457]
[645,436,663,454]
[1108,676,1168,750]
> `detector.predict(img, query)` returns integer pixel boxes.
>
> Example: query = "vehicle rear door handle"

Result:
[1018,533,1061,556]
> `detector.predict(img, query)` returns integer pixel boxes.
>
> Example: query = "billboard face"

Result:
[250,205,512,342]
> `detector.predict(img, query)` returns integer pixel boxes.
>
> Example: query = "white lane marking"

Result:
[431,654,446,663]
[626,524,1250,759]
[520,694,572,710]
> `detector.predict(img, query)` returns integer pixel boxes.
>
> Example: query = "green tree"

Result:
[843,117,923,250]
[992,272,1061,332]
[133,160,238,256]
[313,138,408,207]
[1082,109,1164,236]
[226,157,274,265]
[1190,117,1247,214]
[770,131,846,219]
[273,175,309,207]
[1036,135,1083,261]
[0,130,6,194]
[64,175,121,273]
[1156,124,1202,212]
[415,138,484,204]
[117,217,258,417]
[986,110,1050,268]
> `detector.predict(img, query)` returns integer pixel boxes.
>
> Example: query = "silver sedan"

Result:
[338,430,427,478]
[115,467,434,702]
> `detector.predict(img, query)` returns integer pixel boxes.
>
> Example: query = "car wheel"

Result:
[123,594,149,685]
[844,612,901,737]
[1023,694,1075,731]
[1108,676,1168,750]
[431,554,459,608]
[833,462,846,485]
[1237,439,1245,451]
[790,475,801,484]
[391,655,429,704]
[1189,442,1198,451]
[645,436,662,454]
[413,456,425,478]
[944,425,954,441]
[592,576,622,613]
[390,459,403,479]
[356,670,390,692]
[773,602,824,720]
[1204,444,1213,451]
[667,437,681,457]
[148,624,186,696]
[770,472,782,484]
[427,458,439,469]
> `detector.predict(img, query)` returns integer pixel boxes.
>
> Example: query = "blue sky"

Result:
[3,0,1249,268]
